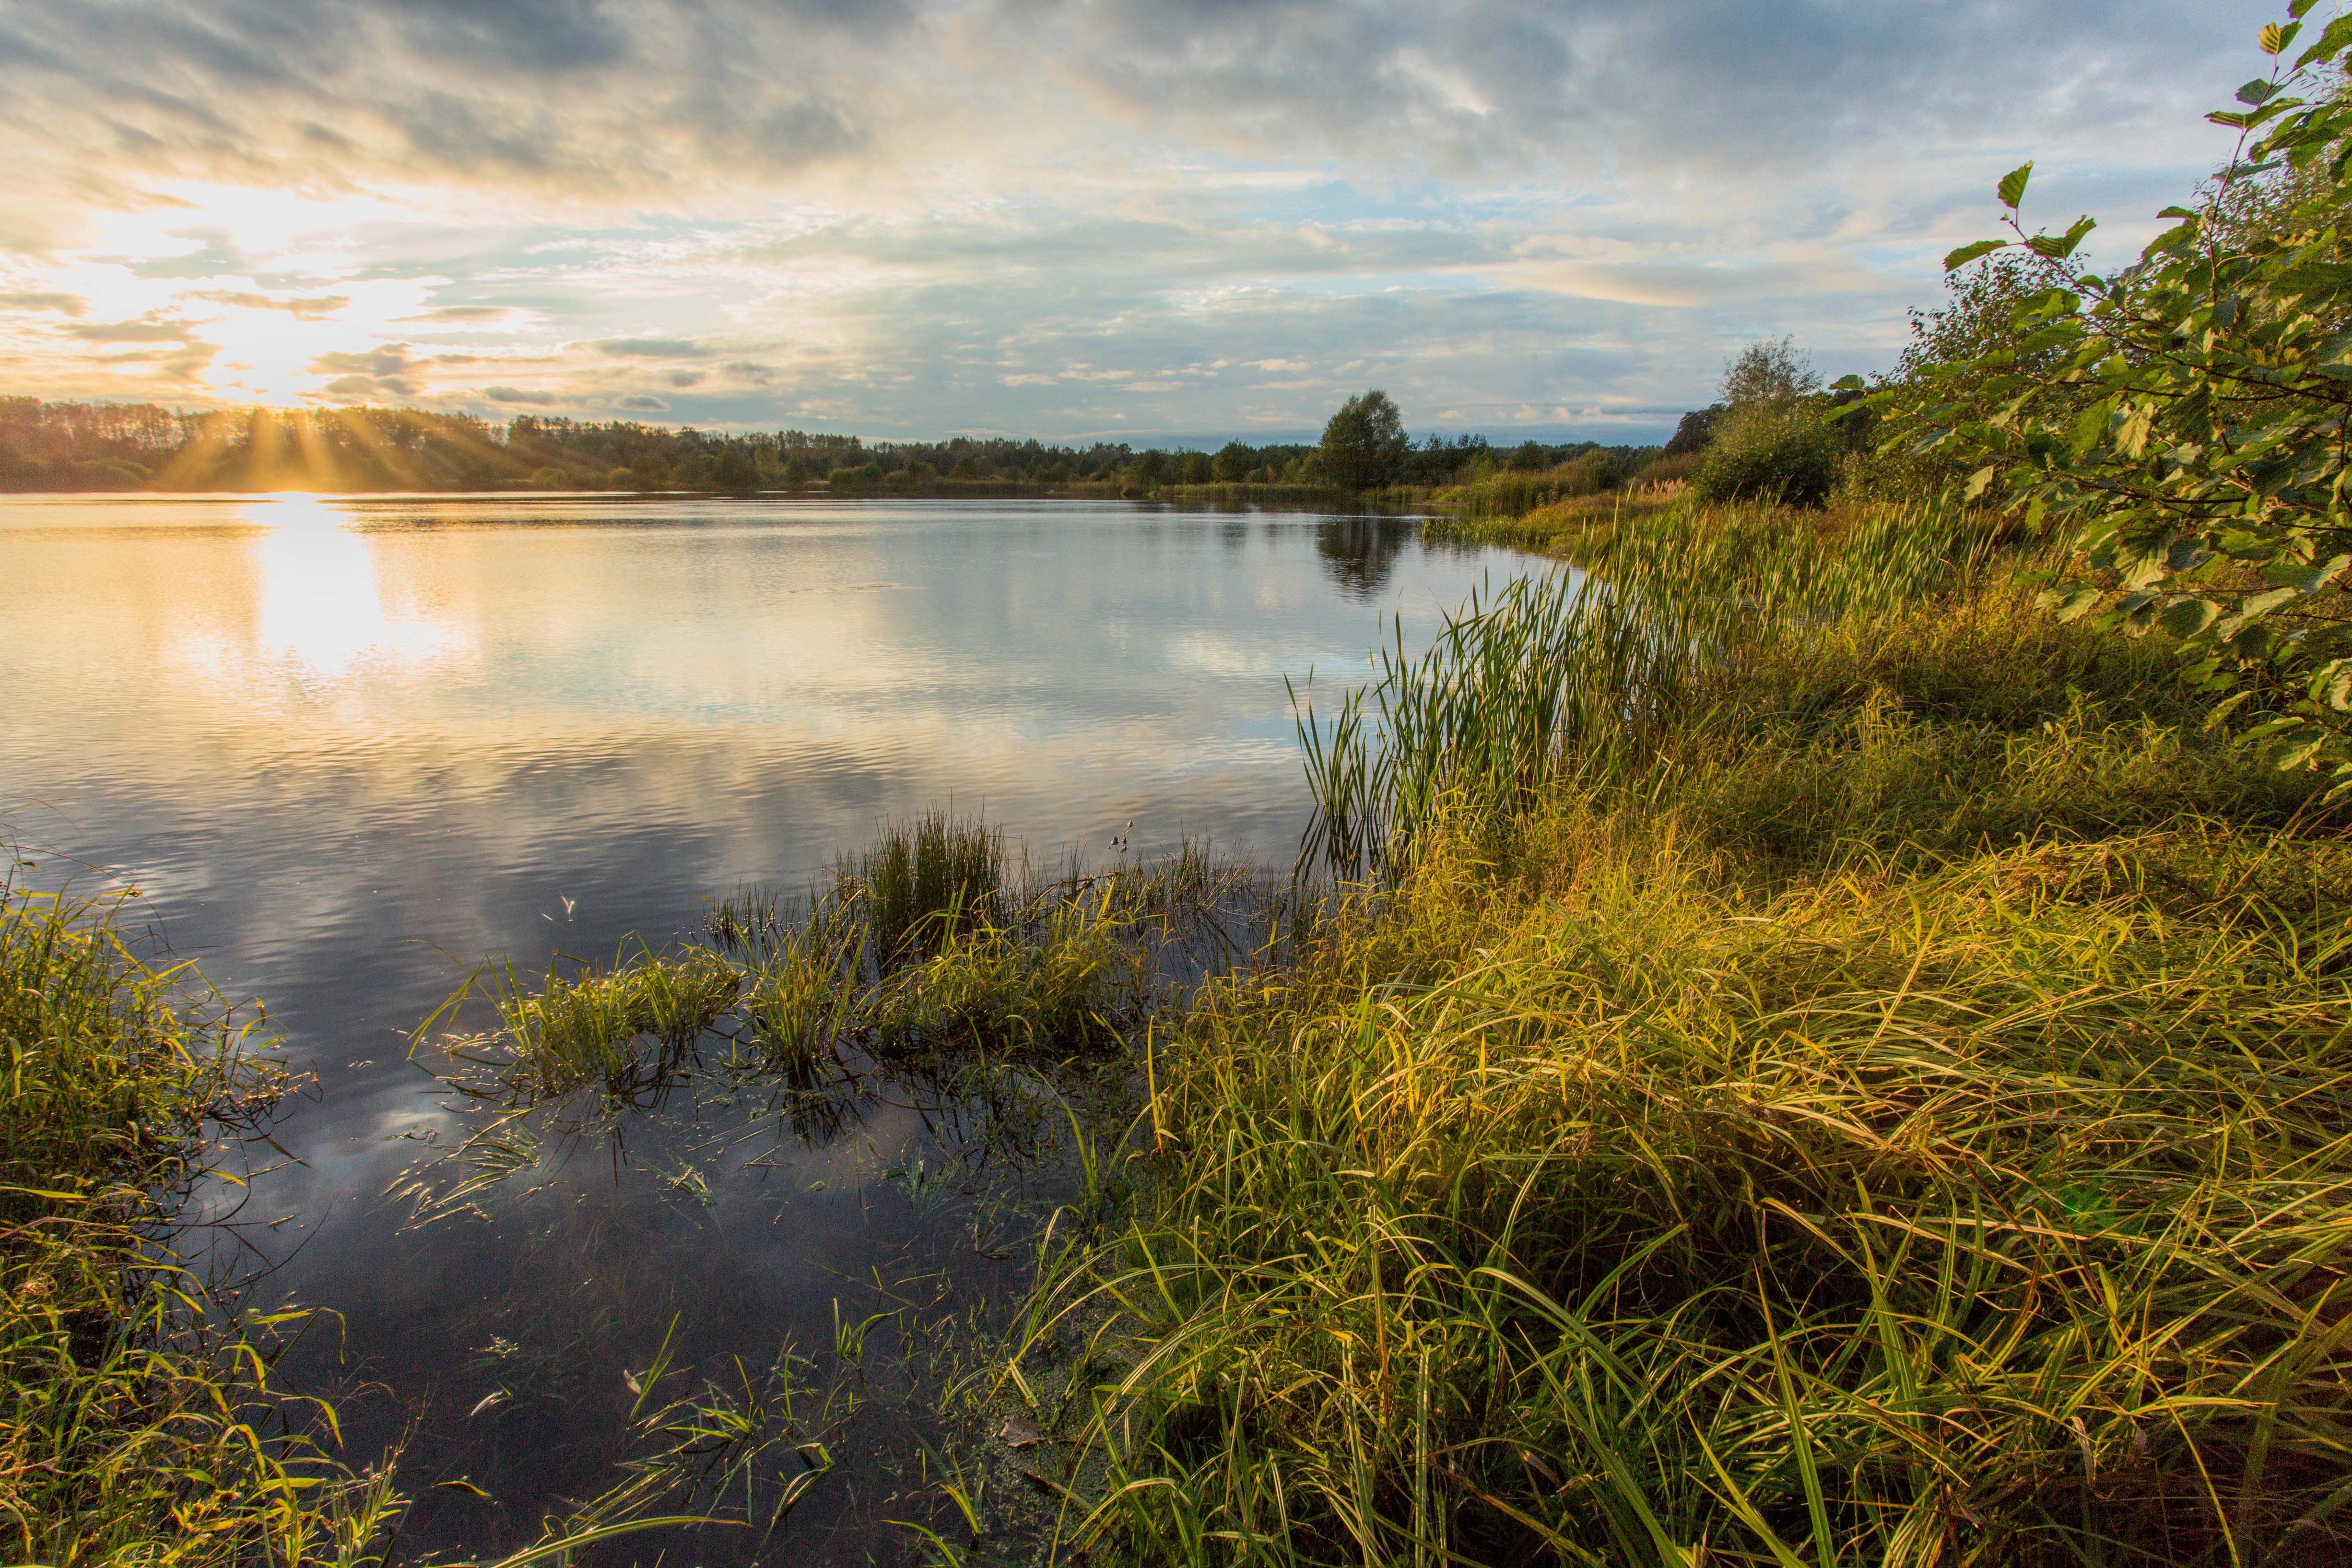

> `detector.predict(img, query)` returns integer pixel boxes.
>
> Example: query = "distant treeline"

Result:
[0,396,1661,496]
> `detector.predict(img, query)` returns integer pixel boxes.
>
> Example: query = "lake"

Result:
[0,492,1537,1560]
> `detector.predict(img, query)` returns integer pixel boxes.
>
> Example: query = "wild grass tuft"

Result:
[421,831,1261,1112]
[850,810,1008,964]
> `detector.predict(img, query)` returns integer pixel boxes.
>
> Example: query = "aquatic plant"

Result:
[1295,499,2016,881]
[850,810,1008,964]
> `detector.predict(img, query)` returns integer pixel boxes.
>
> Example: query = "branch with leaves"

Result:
[1844,4,2352,780]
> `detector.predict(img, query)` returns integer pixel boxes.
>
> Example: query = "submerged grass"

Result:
[1011,496,2352,1567]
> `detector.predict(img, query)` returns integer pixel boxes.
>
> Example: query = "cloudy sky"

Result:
[0,0,2281,443]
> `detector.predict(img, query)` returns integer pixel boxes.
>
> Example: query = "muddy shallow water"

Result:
[0,492,1538,1560]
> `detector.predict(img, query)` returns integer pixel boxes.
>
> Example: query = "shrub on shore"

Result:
[1691,400,1840,508]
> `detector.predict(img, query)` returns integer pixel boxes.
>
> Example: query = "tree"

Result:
[1319,390,1410,490]
[712,444,758,492]
[1212,441,1257,482]
[1692,404,1839,507]
[1720,337,1820,408]
[1883,6,2352,783]
[1664,407,1721,456]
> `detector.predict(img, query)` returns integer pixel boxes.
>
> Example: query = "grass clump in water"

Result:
[1015,497,2352,1568]
[427,828,1258,1112]
[482,942,743,1101]
[850,809,1007,963]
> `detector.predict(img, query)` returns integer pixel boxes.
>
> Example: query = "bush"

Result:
[1691,402,1838,507]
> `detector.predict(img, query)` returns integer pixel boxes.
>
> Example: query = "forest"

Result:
[0,393,1659,498]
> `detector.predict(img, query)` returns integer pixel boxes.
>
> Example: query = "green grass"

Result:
[0,879,402,1564]
[852,809,1008,964]
[1008,497,2352,1567]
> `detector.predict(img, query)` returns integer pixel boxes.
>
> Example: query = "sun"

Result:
[52,179,451,404]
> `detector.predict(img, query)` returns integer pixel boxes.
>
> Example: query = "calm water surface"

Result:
[1,493,1537,1560]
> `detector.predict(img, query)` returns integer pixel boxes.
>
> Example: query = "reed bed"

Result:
[1294,501,2016,881]
[1013,497,2352,1567]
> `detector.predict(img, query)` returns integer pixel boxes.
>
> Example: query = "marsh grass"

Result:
[417,824,1263,1120]
[852,810,1008,963]
[1013,496,2352,1567]
[1295,500,2028,881]
[0,878,404,1563]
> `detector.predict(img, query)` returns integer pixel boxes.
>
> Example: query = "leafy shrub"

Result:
[1882,8,2352,781]
[1632,450,1701,487]
[1691,402,1838,507]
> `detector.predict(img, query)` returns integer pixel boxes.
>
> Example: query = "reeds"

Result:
[1295,500,2019,880]
[849,809,1007,963]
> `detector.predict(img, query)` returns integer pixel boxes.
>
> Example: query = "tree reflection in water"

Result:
[1315,517,1415,600]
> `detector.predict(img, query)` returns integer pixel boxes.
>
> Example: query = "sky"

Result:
[0,0,2287,445]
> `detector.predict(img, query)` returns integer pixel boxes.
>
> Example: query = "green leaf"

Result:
[1964,464,1997,500]
[2040,583,2102,622]
[1943,239,2006,271]
[2209,110,2253,129]
[2159,597,2221,638]
[2069,400,2111,457]
[2274,552,2352,594]
[2292,0,2320,20]
[2295,13,2352,68]
[1997,162,2033,209]
[2271,735,2326,772]
[2238,78,2278,105]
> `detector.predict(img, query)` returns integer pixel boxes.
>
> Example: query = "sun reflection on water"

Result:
[251,495,470,680]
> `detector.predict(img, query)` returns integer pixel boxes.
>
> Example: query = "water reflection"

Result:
[252,498,475,679]
[1315,516,1415,600]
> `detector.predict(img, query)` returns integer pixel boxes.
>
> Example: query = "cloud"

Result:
[311,345,416,377]
[199,290,350,317]
[0,290,85,315]
[70,319,198,341]
[0,0,2281,437]
[484,384,556,405]
[593,337,719,358]
[310,343,423,399]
